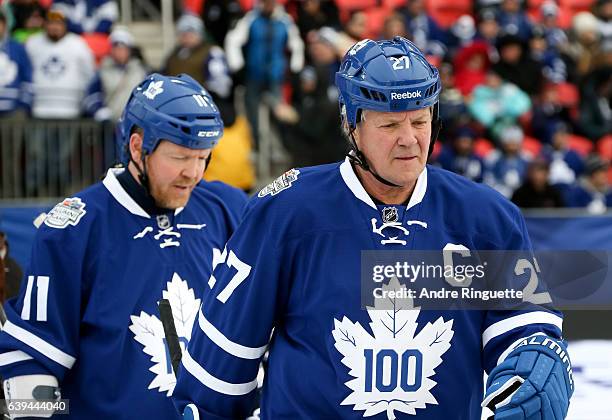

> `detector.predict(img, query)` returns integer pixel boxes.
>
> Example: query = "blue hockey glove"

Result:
[482,334,574,420]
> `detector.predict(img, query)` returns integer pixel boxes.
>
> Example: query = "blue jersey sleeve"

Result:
[173,196,291,419]
[481,204,563,374]
[0,198,94,381]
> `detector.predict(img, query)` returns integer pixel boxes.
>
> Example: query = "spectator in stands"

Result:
[0,8,33,118]
[9,0,45,43]
[0,232,23,301]
[52,0,118,35]
[199,0,243,46]
[293,0,340,39]
[438,62,469,133]
[562,12,604,81]
[475,0,503,15]
[280,65,345,166]
[224,0,304,148]
[397,0,447,52]
[26,8,100,119]
[467,68,531,137]
[493,34,545,96]
[476,8,501,47]
[98,26,148,122]
[531,83,573,144]
[564,155,612,213]
[544,122,585,186]
[530,25,568,83]
[511,156,565,207]
[162,14,235,125]
[578,66,612,142]
[540,1,568,52]
[593,0,612,43]
[381,12,409,40]
[25,8,103,196]
[496,0,533,42]
[334,10,368,56]
[453,40,492,96]
[279,31,344,167]
[484,125,531,197]
[594,36,612,68]
[437,126,485,182]
[447,15,477,53]
[306,29,340,88]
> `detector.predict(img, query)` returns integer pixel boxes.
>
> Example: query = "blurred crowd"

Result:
[0,0,610,210]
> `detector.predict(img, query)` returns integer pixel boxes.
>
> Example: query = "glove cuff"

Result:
[506,334,573,392]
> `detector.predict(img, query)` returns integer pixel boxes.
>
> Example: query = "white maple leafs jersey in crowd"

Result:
[0,168,247,419]
[173,158,564,420]
[26,32,95,118]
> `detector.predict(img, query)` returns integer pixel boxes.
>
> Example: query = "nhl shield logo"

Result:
[44,197,87,229]
[258,168,300,197]
[156,214,171,230]
[382,207,399,223]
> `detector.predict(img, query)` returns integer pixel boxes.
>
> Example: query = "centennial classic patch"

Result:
[44,197,87,229]
[258,168,300,198]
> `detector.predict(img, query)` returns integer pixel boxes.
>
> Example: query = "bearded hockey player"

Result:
[0,73,247,418]
[173,38,573,419]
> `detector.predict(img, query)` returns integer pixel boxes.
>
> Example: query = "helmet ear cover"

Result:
[429,102,442,157]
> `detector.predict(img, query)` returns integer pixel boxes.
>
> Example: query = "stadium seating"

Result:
[364,7,392,39]
[382,0,409,8]
[474,137,495,158]
[335,0,378,22]
[597,135,612,161]
[523,135,543,157]
[82,33,112,65]
[425,0,472,28]
[567,134,593,156]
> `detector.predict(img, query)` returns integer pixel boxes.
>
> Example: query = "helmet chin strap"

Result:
[346,129,402,188]
[129,149,152,196]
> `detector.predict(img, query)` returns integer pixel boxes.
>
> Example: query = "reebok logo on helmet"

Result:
[390,91,422,100]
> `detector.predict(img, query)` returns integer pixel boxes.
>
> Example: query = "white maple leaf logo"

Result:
[143,80,164,99]
[129,273,201,396]
[332,277,454,419]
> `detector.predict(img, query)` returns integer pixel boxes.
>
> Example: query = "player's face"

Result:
[146,140,211,209]
[355,108,432,187]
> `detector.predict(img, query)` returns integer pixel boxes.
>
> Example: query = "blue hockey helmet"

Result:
[118,73,224,163]
[336,36,441,130]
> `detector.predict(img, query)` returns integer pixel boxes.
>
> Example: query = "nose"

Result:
[396,123,419,147]
[182,158,205,180]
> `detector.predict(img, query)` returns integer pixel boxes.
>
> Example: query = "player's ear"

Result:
[129,132,144,162]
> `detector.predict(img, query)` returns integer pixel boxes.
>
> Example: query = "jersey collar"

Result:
[339,157,427,210]
[103,168,184,218]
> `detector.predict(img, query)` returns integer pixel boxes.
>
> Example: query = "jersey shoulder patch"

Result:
[44,197,87,229]
[258,168,300,198]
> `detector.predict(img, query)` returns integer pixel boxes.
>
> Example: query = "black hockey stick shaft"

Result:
[485,379,523,420]
[158,299,182,376]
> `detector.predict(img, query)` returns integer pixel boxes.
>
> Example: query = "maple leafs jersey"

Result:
[173,158,565,420]
[0,168,247,419]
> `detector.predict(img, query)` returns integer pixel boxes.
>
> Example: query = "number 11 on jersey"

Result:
[21,275,50,322]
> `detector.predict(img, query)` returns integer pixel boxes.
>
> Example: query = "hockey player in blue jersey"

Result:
[173,37,573,420]
[0,73,247,418]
